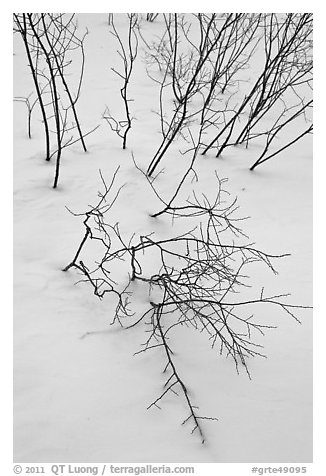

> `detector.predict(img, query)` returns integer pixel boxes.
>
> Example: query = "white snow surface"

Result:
[13,14,312,463]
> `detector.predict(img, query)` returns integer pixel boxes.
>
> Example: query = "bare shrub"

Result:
[63,167,310,442]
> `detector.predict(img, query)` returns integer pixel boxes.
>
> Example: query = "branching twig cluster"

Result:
[63,168,310,442]
[201,13,313,167]
[13,13,95,187]
[144,13,263,176]
[142,13,312,175]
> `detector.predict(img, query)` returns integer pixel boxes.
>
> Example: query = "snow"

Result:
[13,13,312,463]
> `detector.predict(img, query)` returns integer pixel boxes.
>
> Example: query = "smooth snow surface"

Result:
[13,14,312,463]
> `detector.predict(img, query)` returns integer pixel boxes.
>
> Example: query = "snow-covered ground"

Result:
[13,13,312,463]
